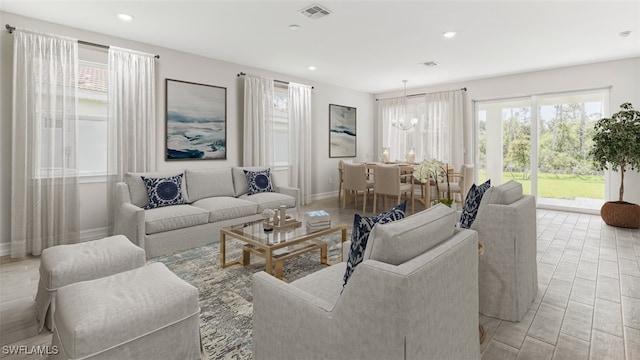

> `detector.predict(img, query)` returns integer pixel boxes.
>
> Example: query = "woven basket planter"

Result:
[600,201,640,229]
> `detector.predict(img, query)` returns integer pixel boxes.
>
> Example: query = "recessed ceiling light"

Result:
[117,13,134,22]
[308,66,316,71]
[619,30,631,38]
[289,24,301,30]
[443,31,457,38]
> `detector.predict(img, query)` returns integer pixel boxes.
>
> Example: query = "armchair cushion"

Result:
[343,201,406,286]
[480,179,523,206]
[459,179,491,229]
[365,203,456,265]
[141,174,188,209]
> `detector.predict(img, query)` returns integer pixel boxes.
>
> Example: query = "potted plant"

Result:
[589,102,640,228]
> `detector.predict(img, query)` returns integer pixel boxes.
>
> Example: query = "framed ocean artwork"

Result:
[165,79,227,160]
[329,104,357,158]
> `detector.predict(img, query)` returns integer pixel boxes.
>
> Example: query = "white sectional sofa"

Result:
[114,166,299,258]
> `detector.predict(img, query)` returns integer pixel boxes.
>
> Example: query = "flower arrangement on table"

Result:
[412,158,453,206]
[413,158,441,184]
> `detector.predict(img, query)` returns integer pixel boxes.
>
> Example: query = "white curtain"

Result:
[288,82,312,205]
[243,75,274,166]
[378,89,464,168]
[107,47,156,230]
[420,90,465,166]
[378,97,408,161]
[11,28,80,258]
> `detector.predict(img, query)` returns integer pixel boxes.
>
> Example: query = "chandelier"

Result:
[391,80,418,131]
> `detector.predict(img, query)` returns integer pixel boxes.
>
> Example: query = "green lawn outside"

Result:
[478,171,604,199]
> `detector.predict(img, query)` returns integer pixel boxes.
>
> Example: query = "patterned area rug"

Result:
[148,231,348,359]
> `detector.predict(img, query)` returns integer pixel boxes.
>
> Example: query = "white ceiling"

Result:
[2,0,639,94]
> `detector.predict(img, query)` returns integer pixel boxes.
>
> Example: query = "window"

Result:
[77,60,108,177]
[273,84,289,166]
[475,88,609,212]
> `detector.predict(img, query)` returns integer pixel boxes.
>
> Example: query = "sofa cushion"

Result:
[232,166,272,197]
[191,197,258,223]
[459,179,491,229]
[125,170,187,208]
[238,192,296,213]
[145,205,209,234]
[343,202,406,286]
[480,180,523,208]
[141,174,187,209]
[185,168,235,202]
[244,168,274,195]
[365,203,456,265]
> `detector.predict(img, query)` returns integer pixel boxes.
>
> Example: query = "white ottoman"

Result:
[35,235,146,332]
[50,263,201,360]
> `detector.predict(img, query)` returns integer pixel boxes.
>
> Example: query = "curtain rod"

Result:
[376,87,467,101]
[237,72,314,89]
[5,24,160,59]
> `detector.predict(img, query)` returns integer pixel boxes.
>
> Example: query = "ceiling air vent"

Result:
[299,4,331,19]
[419,61,439,67]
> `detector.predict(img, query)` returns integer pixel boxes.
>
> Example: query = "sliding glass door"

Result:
[475,89,608,212]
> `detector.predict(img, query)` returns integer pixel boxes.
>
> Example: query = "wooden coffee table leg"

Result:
[220,232,226,268]
[275,261,284,279]
[320,243,328,265]
[242,247,250,265]
[265,249,273,275]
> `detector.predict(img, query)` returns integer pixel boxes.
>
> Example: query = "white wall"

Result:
[375,57,640,205]
[0,11,375,254]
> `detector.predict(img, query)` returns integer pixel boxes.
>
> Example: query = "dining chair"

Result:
[373,164,414,214]
[437,164,475,203]
[342,162,374,213]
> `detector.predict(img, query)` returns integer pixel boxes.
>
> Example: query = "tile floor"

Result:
[0,197,639,359]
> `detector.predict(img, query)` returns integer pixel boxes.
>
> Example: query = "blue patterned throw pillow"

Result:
[459,179,491,229]
[244,169,274,195]
[343,201,407,287]
[141,174,186,209]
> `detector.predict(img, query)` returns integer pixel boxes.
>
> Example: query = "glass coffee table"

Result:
[220,220,348,280]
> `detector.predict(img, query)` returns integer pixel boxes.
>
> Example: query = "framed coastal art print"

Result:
[329,104,357,158]
[165,79,227,160]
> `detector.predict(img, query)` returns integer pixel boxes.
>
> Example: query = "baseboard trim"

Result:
[311,191,339,201]
[0,227,110,257]
[0,242,10,257]
[80,227,110,242]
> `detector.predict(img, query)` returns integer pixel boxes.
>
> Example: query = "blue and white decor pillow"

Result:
[459,179,491,229]
[244,169,274,195]
[141,174,186,210]
[343,201,407,287]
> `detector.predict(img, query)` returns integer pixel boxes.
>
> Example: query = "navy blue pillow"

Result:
[244,169,274,195]
[459,179,491,229]
[141,174,186,209]
[343,201,407,287]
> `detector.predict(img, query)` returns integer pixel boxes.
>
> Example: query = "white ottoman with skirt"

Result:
[50,262,202,360]
[35,235,146,332]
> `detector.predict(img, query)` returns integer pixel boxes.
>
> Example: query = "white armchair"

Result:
[252,205,480,360]
[471,180,538,322]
